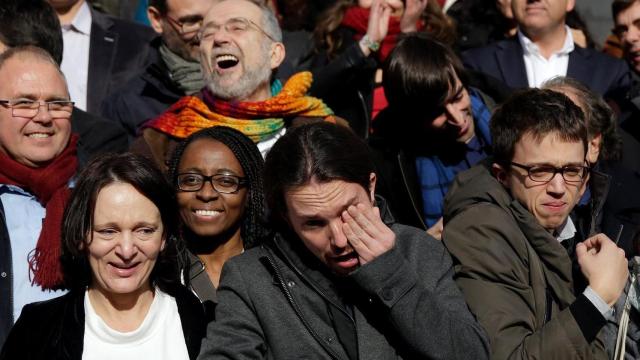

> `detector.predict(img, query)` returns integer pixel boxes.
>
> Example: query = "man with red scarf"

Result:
[134,0,338,171]
[0,46,78,348]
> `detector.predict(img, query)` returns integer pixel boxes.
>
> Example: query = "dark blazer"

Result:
[86,8,155,114]
[0,286,206,360]
[462,36,632,98]
[72,107,128,165]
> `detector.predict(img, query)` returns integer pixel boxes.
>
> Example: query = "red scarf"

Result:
[0,135,79,290]
[341,6,403,63]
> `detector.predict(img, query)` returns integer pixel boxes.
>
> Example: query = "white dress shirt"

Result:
[518,26,575,88]
[61,1,92,111]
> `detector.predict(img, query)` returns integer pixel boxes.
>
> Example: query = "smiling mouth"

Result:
[193,209,222,217]
[26,133,52,139]
[216,54,239,69]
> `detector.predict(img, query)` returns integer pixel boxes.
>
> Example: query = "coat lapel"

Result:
[495,39,529,89]
[566,47,591,86]
[87,9,118,113]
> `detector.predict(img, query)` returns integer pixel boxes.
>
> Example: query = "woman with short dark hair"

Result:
[198,122,489,359]
[0,153,206,360]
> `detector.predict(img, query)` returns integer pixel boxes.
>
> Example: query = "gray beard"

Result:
[205,62,272,101]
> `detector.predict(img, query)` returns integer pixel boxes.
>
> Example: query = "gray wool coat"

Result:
[197,199,490,360]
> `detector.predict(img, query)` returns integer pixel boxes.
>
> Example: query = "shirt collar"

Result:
[0,184,36,198]
[64,1,92,35]
[555,216,577,243]
[517,25,575,57]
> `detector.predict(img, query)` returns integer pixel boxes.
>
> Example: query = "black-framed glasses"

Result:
[0,99,74,119]
[197,17,276,42]
[177,173,247,193]
[165,15,203,38]
[510,162,590,183]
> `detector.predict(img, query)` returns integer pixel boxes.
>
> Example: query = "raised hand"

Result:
[577,233,628,306]
[360,0,392,56]
[400,0,428,33]
[341,203,396,265]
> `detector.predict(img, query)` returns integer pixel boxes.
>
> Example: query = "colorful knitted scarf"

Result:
[146,71,335,143]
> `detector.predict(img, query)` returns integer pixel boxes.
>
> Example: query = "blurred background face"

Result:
[615,1,640,74]
[176,138,248,239]
[0,55,72,167]
[46,0,82,10]
[426,76,475,144]
[496,0,514,19]
[511,0,574,35]
[357,0,404,16]
[149,0,215,61]
[88,182,165,297]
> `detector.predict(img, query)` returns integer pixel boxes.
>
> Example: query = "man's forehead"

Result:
[616,0,640,24]
[514,131,585,163]
[204,0,262,24]
[0,55,68,97]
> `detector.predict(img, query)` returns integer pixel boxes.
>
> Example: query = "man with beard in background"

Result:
[133,0,339,170]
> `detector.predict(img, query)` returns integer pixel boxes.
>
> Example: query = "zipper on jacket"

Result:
[397,153,428,230]
[264,249,346,360]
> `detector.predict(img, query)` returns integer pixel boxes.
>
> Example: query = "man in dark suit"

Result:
[463,0,632,99]
[48,0,155,114]
[0,0,127,164]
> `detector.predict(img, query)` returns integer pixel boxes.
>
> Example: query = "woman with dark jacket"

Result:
[198,122,489,359]
[0,153,206,360]
[309,0,455,138]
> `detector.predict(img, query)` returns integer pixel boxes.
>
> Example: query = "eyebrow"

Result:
[297,195,359,219]
[179,167,242,175]
[524,161,585,167]
[11,93,70,102]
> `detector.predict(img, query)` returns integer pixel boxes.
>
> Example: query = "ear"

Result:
[566,0,576,13]
[160,235,167,252]
[368,172,377,204]
[492,163,509,188]
[147,6,164,35]
[587,133,602,164]
[269,41,286,70]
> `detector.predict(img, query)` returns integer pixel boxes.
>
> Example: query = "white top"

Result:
[61,1,92,111]
[82,289,190,360]
[256,126,287,158]
[518,26,575,88]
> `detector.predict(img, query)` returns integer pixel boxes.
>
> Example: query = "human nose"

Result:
[545,171,567,195]
[329,219,349,250]
[196,177,220,201]
[116,233,138,260]
[31,102,53,123]
[445,103,464,127]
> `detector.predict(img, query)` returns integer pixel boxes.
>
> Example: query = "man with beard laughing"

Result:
[135,0,340,170]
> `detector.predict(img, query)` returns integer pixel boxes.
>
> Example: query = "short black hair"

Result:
[148,0,168,15]
[383,32,468,119]
[168,126,269,248]
[613,0,640,20]
[61,153,184,292]
[0,0,63,64]
[491,88,588,166]
[264,122,374,228]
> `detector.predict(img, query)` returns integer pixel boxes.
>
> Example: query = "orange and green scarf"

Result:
[146,71,335,143]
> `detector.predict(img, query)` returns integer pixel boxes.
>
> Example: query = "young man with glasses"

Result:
[442,88,629,359]
[0,46,79,348]
[134,0,339,170]
[102,0,216,143]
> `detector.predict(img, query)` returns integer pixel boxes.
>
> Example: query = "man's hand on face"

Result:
[341,203,396,266]
[577,233,629,306]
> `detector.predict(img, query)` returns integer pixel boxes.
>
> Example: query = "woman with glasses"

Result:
[0,153,206,360]
[168,126,269,320]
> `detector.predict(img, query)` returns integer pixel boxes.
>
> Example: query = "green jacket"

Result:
[442,163,608,359]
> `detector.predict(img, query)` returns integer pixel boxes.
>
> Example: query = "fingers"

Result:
[341,203,395,264]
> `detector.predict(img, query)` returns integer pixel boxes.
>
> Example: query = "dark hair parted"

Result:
[542,77,622,162]
[314,0,455,59]
[383,32,467,116]
[612,0,639,20]
[168,126,268,248]
[264,122,374,227]
[61,153,184,292]
[491,88,588,166]
[0,0,63,64]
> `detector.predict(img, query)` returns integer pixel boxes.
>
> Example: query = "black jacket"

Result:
[0,286,206,360]
[101,38,184,143]
[86,8,155,114]
[310,28,377,139]
[71,107,128,165]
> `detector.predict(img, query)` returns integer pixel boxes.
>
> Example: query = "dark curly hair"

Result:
[168,126,268,249]
[61,153,184,292]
